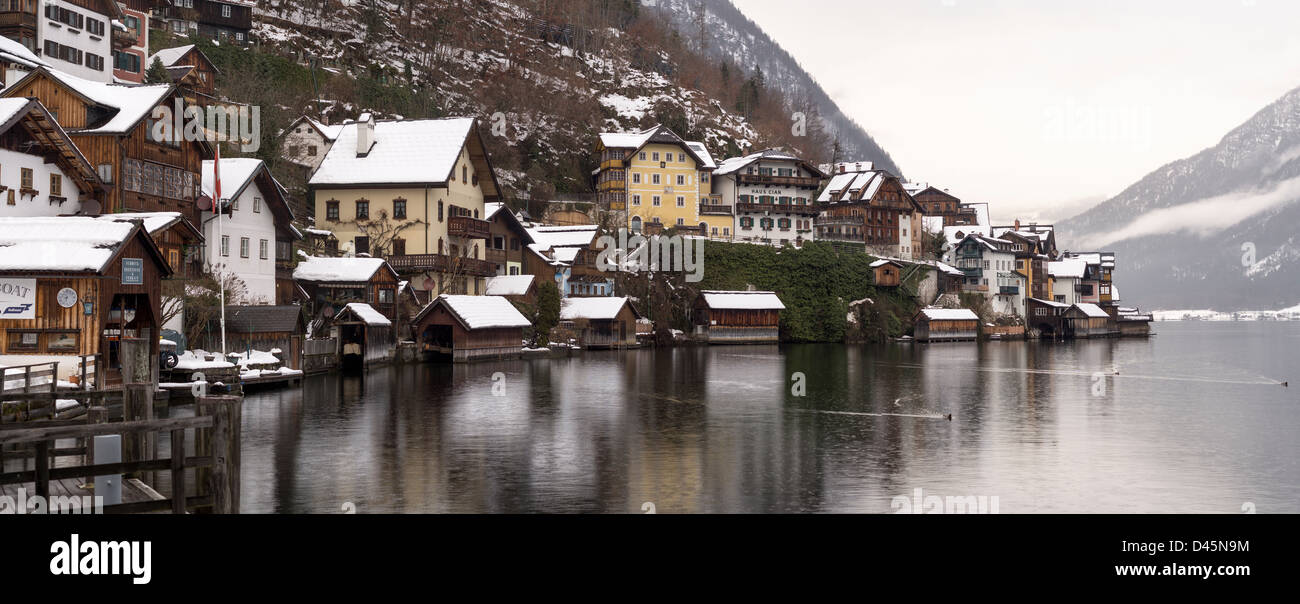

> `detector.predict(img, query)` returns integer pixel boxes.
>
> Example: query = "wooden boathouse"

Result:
[1063,303,1112,338]
[204,305,306,369]
[913,308,979,342]
[1027,298,1069,340]
[333,303,394,369]
[559,296,641,349]
[412,294,531,362]
[693,290,785,344]
[871,259,905,287]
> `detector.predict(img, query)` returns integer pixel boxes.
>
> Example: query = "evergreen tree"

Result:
[145,57,169,84]
[533,280,561,346]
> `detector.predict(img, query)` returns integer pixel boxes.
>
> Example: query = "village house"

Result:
[593,124,723,236]
[711,148,823,247]
[1063,302,1112,338]
[0,215,170,381]
[0,33,47,88]
[523,224,609,297]
[871,259,905,287]
[202,304,306,369]
[904,182,965,228]
[913,307,979,343]
[485,274,536,306]
[692,290,785,344]
[0,97,104,217]
[1,66,209,226]
[815,162,925,260]
[282,114,343,174]
[1026,297,1069,339]
[201,157,301,304]
[309,114,498,297]
[484,201,533,275]
[558,296,640,349]
[111,0,150,83]
[146,44,219,99]
[1060,251,1117,309]
[1046,258,1086,305]
[412,294,531,362]
[332,301,393,369]
[292,255,400,329]
[35,0,123,82]
[952,233,1026,317]
[155,0,253,46]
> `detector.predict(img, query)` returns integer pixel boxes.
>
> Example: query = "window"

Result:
[676,218,684,226]
[326,200,339,221]
[723,228,730,236]
[309,145,318,156]
[700,172,709,183]
[438,200,444,221]
[676,174,685,186]
[50,174,62,197]
[631,194,641,206]
[7,331,38,351]
[664,153,672,163]
[652,152,660,161]
[652,195,661,206]
[259,239,268,259]
[676,196,685,207]
[47,331,78,351]
[355,236,370,255]
[510,237,519,251]
[220,235,230,257]
[393,199,407,219]
[222,4,231,17]
[355,200,369,220]
[638,152,646,161]
[462,165,468,183]
[114,51,141,73]
[632,173,640,184]
[652,174,660,185]
[85,53,104,72]
[253,197,261,213]
[240,237,250,258]
[20,168,33,191]
[392,238,406,256]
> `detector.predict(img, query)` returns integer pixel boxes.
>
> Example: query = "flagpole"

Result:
[215,144,227,356]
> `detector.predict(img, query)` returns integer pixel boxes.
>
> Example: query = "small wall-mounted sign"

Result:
[121,258,144,285]
[83,301,94,316]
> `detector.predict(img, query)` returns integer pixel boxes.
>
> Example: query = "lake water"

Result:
[238,321,1300,513]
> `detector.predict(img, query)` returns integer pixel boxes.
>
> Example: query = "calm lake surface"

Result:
[238,321,1300,513]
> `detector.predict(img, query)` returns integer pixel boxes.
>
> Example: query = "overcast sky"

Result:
[733,0,1300,223]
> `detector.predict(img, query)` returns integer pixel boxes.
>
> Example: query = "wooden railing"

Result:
[699,203,732,215]
[447,215,491,239]
[388,253,495,277]
[0,11,37,29]
[736,173,822,188]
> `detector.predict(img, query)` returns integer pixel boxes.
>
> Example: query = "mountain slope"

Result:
[1057,85,1300,310]
[647,0,901,175]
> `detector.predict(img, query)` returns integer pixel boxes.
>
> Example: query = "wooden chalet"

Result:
[484,201,534,276]
[559,296,641,349]
[693,290,785,344]
[203,304,306,369]
[333,302,393,369]
[871,259,905,287]
[1,67,211,226]
[905,183,962,225]
[523,224,609,297]
[913,308,979,343]
[0,216,171,382]
[147,44,219,99]
[485,274,537,306]
[0,97,107,212]
[412,294,531,362]
[816,166,925,259]
[94,212,204,279]
[293,256,401,328]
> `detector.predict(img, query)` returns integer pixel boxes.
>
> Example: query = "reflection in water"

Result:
[239,323,1300,513]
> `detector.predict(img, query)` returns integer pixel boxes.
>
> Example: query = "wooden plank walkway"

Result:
[1,477,164,508]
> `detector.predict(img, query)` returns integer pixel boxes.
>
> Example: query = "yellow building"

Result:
[595,125,730,238]
[308,114,500,296]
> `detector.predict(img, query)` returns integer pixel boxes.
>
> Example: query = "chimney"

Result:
[1014,219,1021,230]
[356,113,375,157]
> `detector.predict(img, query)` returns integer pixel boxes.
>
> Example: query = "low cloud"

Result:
[1080,175,1300,248]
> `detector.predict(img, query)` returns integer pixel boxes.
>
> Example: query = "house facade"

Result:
[111,0,149,83]
[523,224,609,297]
[201,157,300,304]
[594,124,723,236]
[816,162,925,260]
[38,0,121,82]
[952,233,1026,316]
[0,97,103,216]
[309,114,498,297]
[484,201,533,276]
[711,148,823,247]
[282,115,342,173]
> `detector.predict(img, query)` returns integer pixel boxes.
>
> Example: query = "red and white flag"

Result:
[213,144,222,212]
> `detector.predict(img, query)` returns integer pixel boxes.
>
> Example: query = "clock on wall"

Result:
[56,287,79,309]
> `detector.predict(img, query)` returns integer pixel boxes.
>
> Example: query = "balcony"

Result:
[486,248,508,264]
[387,253,496,277]
[0,11,38,30]
[736,174,822,188]
[447,215,490,239]
[737,201,820,216]
[699,203,732,215]
[998,286,1020,296]
[815,216,862,227]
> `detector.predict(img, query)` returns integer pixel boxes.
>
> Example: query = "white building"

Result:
[0,97,101,216]
[283,115,344,173]
[952,233,1026,317]
[39,0,120,82]
[0,35,50,90]
[711,149,824,247]
[201,157,300,304]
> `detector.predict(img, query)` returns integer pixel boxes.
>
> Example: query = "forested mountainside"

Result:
[1058,84,1300,310]
[181,0,898,206]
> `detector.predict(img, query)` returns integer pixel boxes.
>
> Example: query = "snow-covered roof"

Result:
[598,127,656,149]
[0,35,48,69]
[94,212,188,236]
[309,117,478,186]
[0,217,137,272]
[526,225,598,248]
[484,202,506,220]
[870,259,904,268]
[201,157,264,200]
[1030,298,1069,308]
[293,256,388,282]
[305,116,344,141]
[431,294,532,330]
[1072,303,1111,319]
[560,297,634,321]
[713,148,806,176]
[918,308,979,321]
[700,291,785,310]
[684,141,715,169]
[41,69,172,135]
[485,274,535,296]
[0,98,30,127]
[1047,259,1086,279]
[335,303,391,326]
[149,45,195,68]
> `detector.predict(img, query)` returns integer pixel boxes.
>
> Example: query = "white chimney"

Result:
[356,113,375,156]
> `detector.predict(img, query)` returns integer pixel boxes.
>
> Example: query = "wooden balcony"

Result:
[736,173,821,188]
[737,202,820,216]
[699,203,732,215]
[387,253,495,277]
[486,248,508,264]
[447,215,490,239]
[0,11,37,31]
[815,216,862,227]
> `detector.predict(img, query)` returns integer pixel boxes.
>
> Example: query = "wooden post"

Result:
[170,428,186,515]
[122,384,152,479]
[34,440,49,498]
[199,395,240,514]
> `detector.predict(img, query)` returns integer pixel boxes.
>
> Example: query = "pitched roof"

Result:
[149,45,196,68]
[0,217,165,274]
[335,302,392,326]
[1071,303,1111,319]
[484,202,534,243]
[526,225,599,248]
[1047,259,1087,279]
[684,141,715,169]
[223,305,305,333]
[309,117,498,194]
[917,308,979,321]
[700,291,785,310]
[485,275,536,297]
[293,256,391,283]
[560,297,638,320]
[418,294,532,330]
[713,148,823,177]
[0,98,102,194]
[33,68,174,135]
[0,35,48,70]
